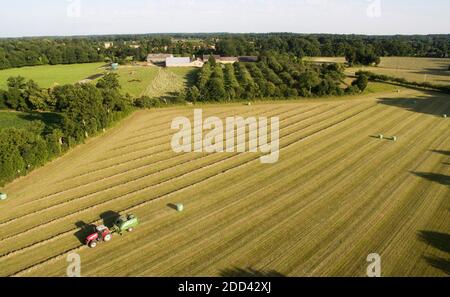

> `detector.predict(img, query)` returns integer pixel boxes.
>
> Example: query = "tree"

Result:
[208,55,217,66]
[345,49,357,66]
[206,77,227,101]
[353,74,369,92]
[299,71,320,94]
[96,73,121,90]
[6,76,28,110]
[0,90,7,109]
[186,86,200,103]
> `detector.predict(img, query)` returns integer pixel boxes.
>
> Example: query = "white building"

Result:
[165,57,192,67]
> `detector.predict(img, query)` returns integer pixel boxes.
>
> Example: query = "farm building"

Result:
[202,55,221,62]
[104,42,114,49]
[190,59,205,67]
[147,53,174,64]
[166,57,199,67]
[202,55,239,64]
[238,56,259,62]
[220,57,239,64]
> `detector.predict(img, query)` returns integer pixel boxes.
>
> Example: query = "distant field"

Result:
[378,57,450,71]
[114,66,198,98]
[167,67,199,88]
[307,57,347,64]
[0,63,199,100]
[0,63,106,89]
[114,66,160,98]
[141,67,196,98]
[308,57,450,85]
[347,57,450,85]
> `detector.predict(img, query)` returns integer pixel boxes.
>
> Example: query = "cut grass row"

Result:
[17,91,448,276]
[0,101,364,246]
[0,105,291,220]
[0,99,394,272]
[0,90,447,276]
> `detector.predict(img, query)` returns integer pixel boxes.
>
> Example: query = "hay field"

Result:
[115,66,160,98]
[0,63,106,89]
[0,89,448,277]
[347,57,450,85]
[116,66,197,98]
[307,57,347,64]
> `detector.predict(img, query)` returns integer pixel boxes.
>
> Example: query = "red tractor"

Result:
[85,225,112,248]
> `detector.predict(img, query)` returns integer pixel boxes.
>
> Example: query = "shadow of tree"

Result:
[418,231,450,253]
[418,231,450,275]
[16,112,64,133]
[431,150,450,157]
[423,256,450,275]
[219,267,285,277]
[412,172,450,187]
[413,68,450,78]
[377,91,450,117]
[185,69,200,88]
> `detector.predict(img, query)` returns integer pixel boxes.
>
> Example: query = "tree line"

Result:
[185,53,368,103]
[1,34,448,70]
[0,73,132,185]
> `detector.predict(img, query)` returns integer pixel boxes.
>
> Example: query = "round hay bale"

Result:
[247,102,252,106]
[392,136,397,142]
[379,134,384,139]
[175,203,184,212]
[444,114,447,118]
[0,193,7,200]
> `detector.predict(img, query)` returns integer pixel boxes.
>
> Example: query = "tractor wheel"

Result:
[89,241,97,248]
[104,234,112,242]
[127,228,134,232]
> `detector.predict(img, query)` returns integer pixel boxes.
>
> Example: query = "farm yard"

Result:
[0,88,448,277]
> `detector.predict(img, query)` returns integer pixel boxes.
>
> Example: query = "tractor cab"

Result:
[86,224,112,248]
[83,214,139,248]
[96,225,109,234]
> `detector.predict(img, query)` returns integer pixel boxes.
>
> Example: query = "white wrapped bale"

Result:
[176,203,184,212]
[0,193,7,200]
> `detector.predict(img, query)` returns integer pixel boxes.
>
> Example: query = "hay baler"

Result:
[110,214,139,234]
[85,214,139,248]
